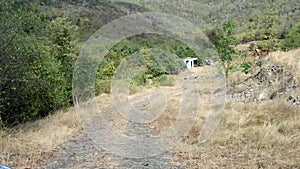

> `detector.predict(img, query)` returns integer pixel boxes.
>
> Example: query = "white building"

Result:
[182,57,198,69]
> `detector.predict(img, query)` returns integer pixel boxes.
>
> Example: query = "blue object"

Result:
[0,164,12,169]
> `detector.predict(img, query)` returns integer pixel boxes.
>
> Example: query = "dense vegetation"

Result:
[0,0,78,126]
[95,34,202,95]
[0,0,299,127]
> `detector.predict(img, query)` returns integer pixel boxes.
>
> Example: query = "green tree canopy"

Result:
[0,1,77,126]
[208,19,238,77]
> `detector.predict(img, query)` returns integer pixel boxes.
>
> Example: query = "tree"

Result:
[0,1,77,126]
[209,19,238,77]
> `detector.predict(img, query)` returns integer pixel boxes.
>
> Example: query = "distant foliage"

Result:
[153,75,175,86]
[32,0,99,5]
[237,10,280,44]
[95,35,197,95]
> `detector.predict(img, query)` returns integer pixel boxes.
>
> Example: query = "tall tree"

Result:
[209,19,238,77]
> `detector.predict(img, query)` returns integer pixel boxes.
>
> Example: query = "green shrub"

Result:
[281,22,300,50]
[240,62,252,74]
[208,19,238,77]
[95,79,111,94]
[0,1,77,126]
[132,73,147,86]
[129,81,139,94]
[153,75,175,86]
[228,64,240,74]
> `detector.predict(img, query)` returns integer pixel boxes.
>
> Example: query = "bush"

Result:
[0,1,77,126]
[280,22,300,50]
[0,36,69,125]
[95,79,112,94]
[129,81,139,94]
[153,75,175,86]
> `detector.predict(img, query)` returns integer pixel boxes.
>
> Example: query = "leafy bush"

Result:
[132,73,147,86]
[46,17,79,104]
[95,79,111,94]
[129,81,141,94]
[153,75,175,86]
[0,1,77,126]
[280,22,300,50]
[228,64,240,74]
[129,73,147,94]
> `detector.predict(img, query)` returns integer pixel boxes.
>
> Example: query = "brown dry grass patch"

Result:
[0,93,115,169]
[167,51,300,168]
[171,93,300,168]
[0,108,81,169]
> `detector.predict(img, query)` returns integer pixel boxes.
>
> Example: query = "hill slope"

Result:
[37,0,300,41]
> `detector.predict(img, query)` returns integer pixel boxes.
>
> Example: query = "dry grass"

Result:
[268,48,300,86]
[150,90,181,132]
[0,108,81,169]
[171,99,300,168]
[166,51,300,168]
[0,93,114,169]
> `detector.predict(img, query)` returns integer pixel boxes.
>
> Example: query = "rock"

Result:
[142,162,149,166]
[288,95,294,100]
[257,92,268,101]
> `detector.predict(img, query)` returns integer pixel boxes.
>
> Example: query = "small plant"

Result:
[228,64,240,73]
[148,68,166,78]
[129,81,139,94]
[95,79,111,94]
[153,75,175,86]
[249,43,257,51]
[240,62,252,74]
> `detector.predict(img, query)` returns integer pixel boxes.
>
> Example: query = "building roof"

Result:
[182,57,197,61]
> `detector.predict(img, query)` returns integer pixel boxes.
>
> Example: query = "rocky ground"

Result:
[37,131,184,169]
[227,58,300,106]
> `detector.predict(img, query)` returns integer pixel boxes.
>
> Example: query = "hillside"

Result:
[119,0,300,35]
[41,1,148,40]
[38,0,300,41]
